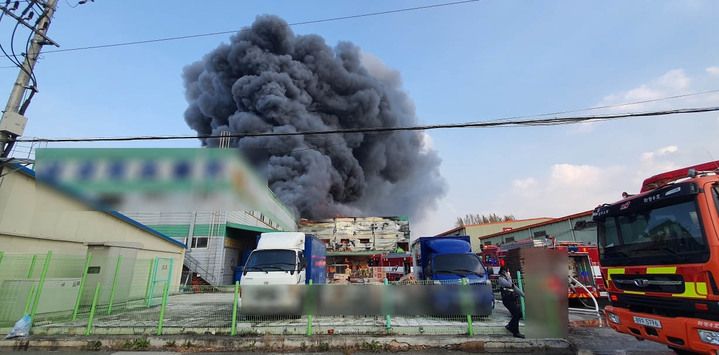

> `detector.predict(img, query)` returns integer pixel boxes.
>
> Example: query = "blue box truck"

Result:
[410,236,494,315]
[411,235,490,283]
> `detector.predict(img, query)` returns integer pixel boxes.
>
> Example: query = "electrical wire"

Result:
[479,89,719,125]
[0,0,478,68]
[11,18,37,86]
[23,3,36,59]
[0,160,27,178]
[0,13,21,66]
[63,0,79,8]
[0,4,39,87]
[7,20,22,62]
[13,105,719,144]
[6,4,712,106]
[0,41,36,88]
[0,0,55,116]
[0,2,717,152]
[37,0,481,55]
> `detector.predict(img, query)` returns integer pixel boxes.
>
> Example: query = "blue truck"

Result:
[411,236,490,283]
[240,232,326,286]
[410,235,494,315]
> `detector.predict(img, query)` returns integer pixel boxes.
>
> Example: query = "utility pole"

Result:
[0,0,60,159]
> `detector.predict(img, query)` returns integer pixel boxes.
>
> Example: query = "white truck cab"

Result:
[240,232,309,286]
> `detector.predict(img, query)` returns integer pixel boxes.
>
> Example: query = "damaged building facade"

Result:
[300,217,410,283]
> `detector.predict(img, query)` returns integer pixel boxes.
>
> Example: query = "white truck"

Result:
[239,232,326,286]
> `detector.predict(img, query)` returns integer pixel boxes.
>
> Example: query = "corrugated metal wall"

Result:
[481,215,596,246]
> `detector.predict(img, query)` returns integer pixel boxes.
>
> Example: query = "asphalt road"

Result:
[567,309,675,354]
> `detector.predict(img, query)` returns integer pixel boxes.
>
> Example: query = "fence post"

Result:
[85,283,101,336]
[107,255,122,315]
[27,254,37,278]
[144,258,155,304]
[29,251,51,326]
[463,278,474,336]
[231,281,239,335]
[384,278,391,333]
[306,279,313,336]
[145,258,157,307]
[516,271,525,320]
[24,284,36,315]
[157,282,169,335]
[73,253,92,320]
[167,258,174,293]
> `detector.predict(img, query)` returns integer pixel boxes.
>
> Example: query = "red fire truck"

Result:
[478,245,505,279]
[551,241,606,301]
[594,161,719,354]
[493,239,606,302]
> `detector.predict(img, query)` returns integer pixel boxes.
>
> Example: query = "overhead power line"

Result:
[13,106,719,144]
[37,0,481,55]
[480,89,719,124]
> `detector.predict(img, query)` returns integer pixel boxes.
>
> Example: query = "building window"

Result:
[192,237,209,249]
[359,238,370,244]
[484,241,492,246]
[321,239,330,245]
[533,230,546,238]
[504,237,515,243]
[341,239,350,244]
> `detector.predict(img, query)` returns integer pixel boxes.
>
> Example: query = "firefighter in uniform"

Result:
[498,266,525,338]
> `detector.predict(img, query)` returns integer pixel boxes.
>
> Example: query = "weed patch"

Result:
[82,340,102,350]
[361,340,382,352]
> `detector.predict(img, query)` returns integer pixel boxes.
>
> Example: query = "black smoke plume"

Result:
[183,15,447,221]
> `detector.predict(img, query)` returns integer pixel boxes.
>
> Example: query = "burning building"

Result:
[299,216,410,283]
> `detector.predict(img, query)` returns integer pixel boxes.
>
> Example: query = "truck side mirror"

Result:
[300,256,307,270]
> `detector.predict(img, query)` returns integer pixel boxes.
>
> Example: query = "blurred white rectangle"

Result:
[34,148,268,212]
[240,284,494,316]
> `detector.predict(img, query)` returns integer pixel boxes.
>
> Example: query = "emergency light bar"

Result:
[641,160,719,192]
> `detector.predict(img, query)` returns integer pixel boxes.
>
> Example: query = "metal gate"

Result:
[147,257,173,307]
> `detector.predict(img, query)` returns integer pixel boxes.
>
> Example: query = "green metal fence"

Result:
[0,252,523,337]
[0,252,165,332]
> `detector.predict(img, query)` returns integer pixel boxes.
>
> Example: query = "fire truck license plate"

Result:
[633,316,662,328]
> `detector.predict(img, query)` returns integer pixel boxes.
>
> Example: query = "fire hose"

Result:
[568,275,600,315]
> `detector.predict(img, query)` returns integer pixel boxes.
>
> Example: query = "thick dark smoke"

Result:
[183,15,447,221]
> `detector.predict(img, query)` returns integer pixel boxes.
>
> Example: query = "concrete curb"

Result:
[1,334,575,353]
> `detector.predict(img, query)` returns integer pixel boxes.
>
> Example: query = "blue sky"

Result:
[1,0,718,238]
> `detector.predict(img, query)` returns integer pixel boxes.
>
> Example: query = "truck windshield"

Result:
[432,254,486,277]
[597,199,709,266]
[245,250,297,272]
